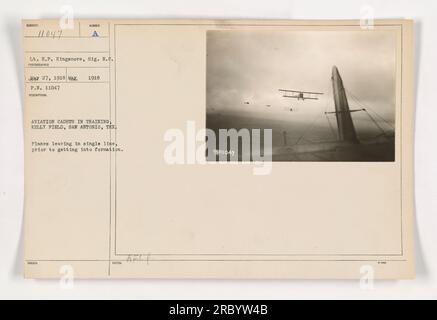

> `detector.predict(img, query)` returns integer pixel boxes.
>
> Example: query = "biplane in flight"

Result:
[278,89,324,101]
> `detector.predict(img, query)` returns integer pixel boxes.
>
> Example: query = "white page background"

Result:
[0,0,435,299]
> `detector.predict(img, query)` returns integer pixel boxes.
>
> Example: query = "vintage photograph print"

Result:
[206,30,397,161]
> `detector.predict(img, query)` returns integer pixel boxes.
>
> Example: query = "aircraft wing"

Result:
[282,94,320,100]
[279,89,299,93]
[301,91,323,95]
[279,89,324,95]
[281,95,300,99]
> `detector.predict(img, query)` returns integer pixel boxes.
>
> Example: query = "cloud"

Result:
[206,29,397,129]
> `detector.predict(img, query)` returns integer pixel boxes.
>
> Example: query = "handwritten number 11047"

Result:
[37,30,63,39]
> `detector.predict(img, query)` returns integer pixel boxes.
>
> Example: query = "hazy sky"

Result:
[206,30,397,129]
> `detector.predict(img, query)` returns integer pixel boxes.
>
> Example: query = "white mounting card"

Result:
[23,19,414,279]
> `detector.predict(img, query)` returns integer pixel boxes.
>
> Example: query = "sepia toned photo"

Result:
[206,30,397,161]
